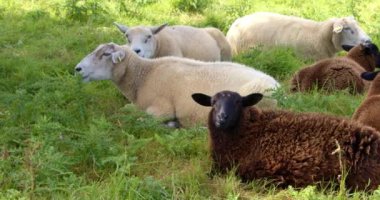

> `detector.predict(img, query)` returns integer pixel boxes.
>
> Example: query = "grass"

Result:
[1,0,380,199]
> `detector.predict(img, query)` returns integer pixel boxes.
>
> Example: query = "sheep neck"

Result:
[346,51,375,72]
[323,19,340,56]
[153,35,161,58]
[208,108,262,170]
[367,76,380,96]
[111,51,152,102]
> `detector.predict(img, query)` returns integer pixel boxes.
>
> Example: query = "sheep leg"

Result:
[145,102,178,128]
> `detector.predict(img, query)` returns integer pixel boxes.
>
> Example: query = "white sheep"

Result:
[114,22,232,61]
[75,43,279,127]
[226,12,371,60]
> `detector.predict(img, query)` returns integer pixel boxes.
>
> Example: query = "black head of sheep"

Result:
[361,42,380,68]
[361,71,380,81]
[192,91,263,130]
[343,42,380,71]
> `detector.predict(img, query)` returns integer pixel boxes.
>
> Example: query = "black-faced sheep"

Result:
[352,70,380,132]
[114,22,232,61]
[75,43,279,128]
[226,12,371,60]
[192,90,380,191]
[290,42,380,94]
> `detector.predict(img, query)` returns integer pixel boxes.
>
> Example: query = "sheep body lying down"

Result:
[291,43,380,93]
[114,23,232,61]
[192,90,380,190]
[75,43,279,127]
[353,71,380,132]
[226,12,371,60]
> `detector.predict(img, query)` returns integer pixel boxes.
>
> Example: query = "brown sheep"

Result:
[192,90,380,191]
[291,42,380,94]
[352,71,380,132]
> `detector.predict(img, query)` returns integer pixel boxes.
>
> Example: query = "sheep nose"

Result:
[134,49,141,54]
[364,39,372,44]
[220,113,228,120]
[75,67,82,72]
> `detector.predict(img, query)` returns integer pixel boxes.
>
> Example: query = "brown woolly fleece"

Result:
[290,44,376,94]
[353,74,380,132]
[208,107,380,190]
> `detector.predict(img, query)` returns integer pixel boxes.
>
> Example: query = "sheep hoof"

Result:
[207,170,216,179]
[165,121,180,128]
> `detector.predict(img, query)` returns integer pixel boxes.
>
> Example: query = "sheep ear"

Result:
[362,42,375,55]
[342,45,354,52]
[361,71,380,81]
[192,93,212,107]
[114,22,129,34]
[151,23,168,34]
[242,93,263,107]
[333,21,343,33]
[111,50,126,64]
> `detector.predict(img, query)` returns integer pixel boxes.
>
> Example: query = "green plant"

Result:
[1,0,380,199]
[233,47,310,81]
[172,0,212,13]
[64,0,107,22]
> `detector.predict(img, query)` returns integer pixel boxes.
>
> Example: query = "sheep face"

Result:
[192,91,263,130]
[333,17,371,49]
[361,71,380,81]
[114,22,167,58]
[364,43,380,68]
[75,43,125,82]
[333,17,371,50]
[344,42,380,71]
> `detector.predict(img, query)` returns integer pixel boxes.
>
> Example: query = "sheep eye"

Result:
[343,27,355,34]
[343,27,352,32]
[103,52,111,56]
[145,35,152,43]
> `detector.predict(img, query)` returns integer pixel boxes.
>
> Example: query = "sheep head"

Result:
[192,91,263,130]
[361,71,380,81]
[114,22,168,58]
[332,16,371,51]
[75,43,126,82]
[345,42,380,72]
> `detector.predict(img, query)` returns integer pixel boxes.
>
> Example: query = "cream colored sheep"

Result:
[114,22,232,61]
[75,43,279,127]
[226,12,371,60]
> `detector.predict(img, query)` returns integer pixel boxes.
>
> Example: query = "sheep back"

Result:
[203,27,232,61]
[208,107,380,190]
[291,58,366,93]
[226,12,335,59]
[155,26,225,61]
[353,96,380,132]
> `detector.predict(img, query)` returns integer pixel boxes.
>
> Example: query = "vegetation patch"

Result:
[0,0,379,199]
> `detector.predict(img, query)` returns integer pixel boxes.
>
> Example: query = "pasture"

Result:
[1,0,380,199]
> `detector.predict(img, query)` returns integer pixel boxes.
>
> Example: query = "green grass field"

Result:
[1,0,380,199]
